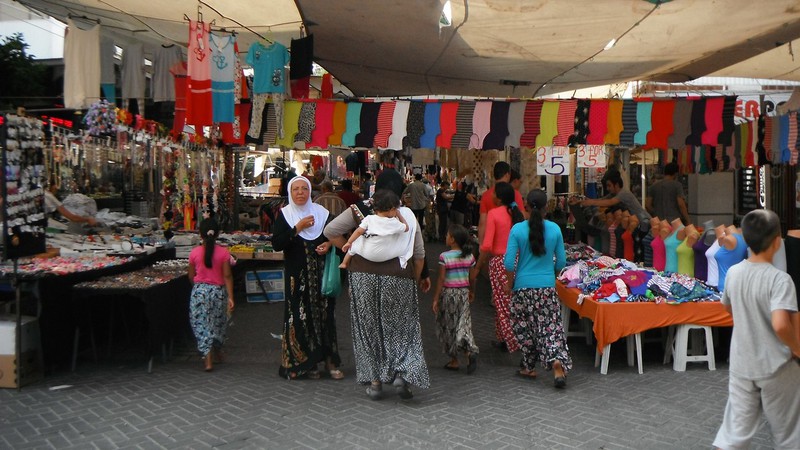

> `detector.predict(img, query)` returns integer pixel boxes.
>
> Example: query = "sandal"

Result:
[443,363,460,371]
[307,370,321,380]
[517,369,537,379]
[327,368,345,380]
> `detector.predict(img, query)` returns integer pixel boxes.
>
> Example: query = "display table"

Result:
[72,263,190,373]
[556,280,733,373]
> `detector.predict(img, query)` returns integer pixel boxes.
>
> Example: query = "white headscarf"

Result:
[281,176,329,240]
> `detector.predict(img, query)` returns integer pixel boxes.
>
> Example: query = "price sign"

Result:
[577,144,607,168]
[536,146,570,175]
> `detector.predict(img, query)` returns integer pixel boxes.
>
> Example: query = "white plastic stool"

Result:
[670,324,716,371]
[593,333,643,375]
[560,303,593,345]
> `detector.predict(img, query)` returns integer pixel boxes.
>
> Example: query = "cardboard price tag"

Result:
[536,146,571,175]
[577,144,607,168]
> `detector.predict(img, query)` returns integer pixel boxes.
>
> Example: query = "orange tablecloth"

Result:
[556,280,733,354]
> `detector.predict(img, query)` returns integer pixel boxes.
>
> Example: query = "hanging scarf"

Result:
[280,176,329,240]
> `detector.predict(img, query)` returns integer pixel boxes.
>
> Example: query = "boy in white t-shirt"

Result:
[712,209,800,449]
[340,189,409,269]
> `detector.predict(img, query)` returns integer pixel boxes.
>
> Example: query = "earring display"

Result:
[2,114,47,259]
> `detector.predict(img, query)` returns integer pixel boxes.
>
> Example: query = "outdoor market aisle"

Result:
[0,241,775,449]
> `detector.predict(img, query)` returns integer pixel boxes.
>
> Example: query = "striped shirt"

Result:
[373,101,396,148]
[520,100,543,148]
[439,249,475,288]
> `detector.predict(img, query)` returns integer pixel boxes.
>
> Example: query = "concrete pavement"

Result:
[0,242,775,449]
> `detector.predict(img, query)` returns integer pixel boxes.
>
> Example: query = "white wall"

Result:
[0,0,65,60]
[688,172,735,227]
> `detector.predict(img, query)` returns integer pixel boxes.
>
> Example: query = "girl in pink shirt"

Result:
[474,182,524,353]
[188,219,235,372]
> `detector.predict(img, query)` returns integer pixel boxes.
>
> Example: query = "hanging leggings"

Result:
[469,101,492,150]
[633,101,653,146]
[619,100,638,147]
[604,99,624,145]
[373,101,396,149]
[450,101,475,148]
[482,101,510,150]
[419,102,442,149]
[554,99,577,147]
[504,101,525,148]
[669,100,692,149]
[586,100,609,145]
[309,100,335,149]
[702,97,725,146]
[404,101,425,148]
[520,101,543,148]
[341,102,362,147]
[686,98,707,146]
[536,101,560,148]
[647,100,675,150]
[275,101,302,148]
[328,101,347,146]
[387,100,410,150]
[355,102,380,148]
[437,101,459,148]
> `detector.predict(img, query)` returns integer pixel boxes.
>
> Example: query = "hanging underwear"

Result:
[355,102,380,148]
[372,101,397,149]
[275,101,303,148]
[646,100,675,150]
[450,101,475,148]
[633,101,653,146]
[586,100,609,145]
[295,102,317,144]
[686,99,707,146]
[701,97,724,146]
[404,101,426,148]
[468,101,492,150]
[554,99,577,147]
[718,96,737,146]
[536,101,560,147]
[309,100,335,149]
[520,101,543,148]
[387,100,410,150]
[436,101,459,148]
[482,101,510,150]
[341,102,362,147]
[504,101,525,148]
[419,102,442,149]
[569,100,590,146]
[328,102,348,146]
[604,99,624,145]
[619,100,638,147]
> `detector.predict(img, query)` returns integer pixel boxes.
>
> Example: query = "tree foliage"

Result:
[0,33,47,110]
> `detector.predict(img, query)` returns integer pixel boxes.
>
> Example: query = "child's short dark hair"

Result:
[741,209,781,254]
[372,189,400,212]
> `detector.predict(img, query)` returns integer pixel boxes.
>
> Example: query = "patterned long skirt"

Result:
[509,287,572,373]
[349,271,430,388]
[489,256,519,352]
[189,283,229,356]
[435,287,479,357]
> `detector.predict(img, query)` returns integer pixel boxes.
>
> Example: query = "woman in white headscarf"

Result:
[272,176,343,380]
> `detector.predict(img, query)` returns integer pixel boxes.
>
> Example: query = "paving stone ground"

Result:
[0,242,775,449]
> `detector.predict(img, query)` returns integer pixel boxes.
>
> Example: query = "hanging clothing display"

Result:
[328,101,348,146]
[686,99,707,146]
[99,36,116,102]
[586,100,609,146]
[121,43,146,101]
[341,102,363,147]
[289,34,313,98]
[482,101,510,150]
[64,19,101,109]
[295,101,317,144]
[220,103,250,145]
[355,102,380,148]
[669,100,692,150]
[153,45,184,102]
[451,101,476,149]
[420,102,442,149]
[170,61,188,134]
[437,102,460,149]
[209,33,236,123]
[604,100,624,145]
[404,101,426,149]
[372,101,396,149]
[633,101,652,146]
[276,101,303,148]
[247,41,289,94]
[520,101,543,148]
[701,97,724,146]
[309,100,336,148]
[554,99,577,147]
[647,100,675,150]
[618,100,638,147]
[570,100,590,146]
[187,20,213,126]
[504,101,526,148]
[536,101,559,148]
[469,101,492,150]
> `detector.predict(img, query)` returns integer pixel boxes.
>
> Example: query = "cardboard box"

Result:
[0,316,43,388]
[245,269,285,296]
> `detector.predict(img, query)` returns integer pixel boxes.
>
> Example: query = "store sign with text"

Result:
[576,144,607,168]
[537,146,571,175]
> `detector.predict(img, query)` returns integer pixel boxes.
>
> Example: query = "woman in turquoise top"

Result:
[503,190,571,388]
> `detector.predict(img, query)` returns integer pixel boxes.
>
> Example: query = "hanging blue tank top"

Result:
[664,226,684,273]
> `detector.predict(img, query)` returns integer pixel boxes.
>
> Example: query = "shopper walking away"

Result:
[712,209,800,449]
[504,190,572,388]
[433,224,479,374]
[188,218,235,372]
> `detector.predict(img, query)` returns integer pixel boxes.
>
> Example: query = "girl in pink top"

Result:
[474,182,524,353]
[188,218,234,372]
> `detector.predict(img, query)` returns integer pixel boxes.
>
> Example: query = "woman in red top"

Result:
[474,182,524,352]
